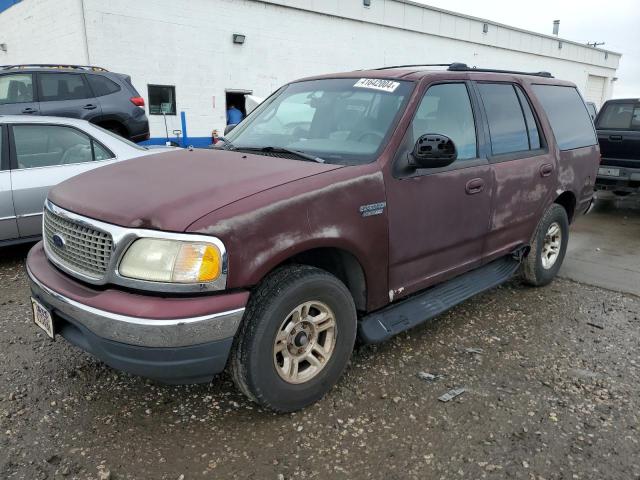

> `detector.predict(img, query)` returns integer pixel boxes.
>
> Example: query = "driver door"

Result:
[9,123,107,237]
[385,82,494,299]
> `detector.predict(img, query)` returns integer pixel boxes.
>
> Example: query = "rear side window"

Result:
[597,102,640,130]
[633,108,640,130]
[477,83,529,155]
[87,75,121,97]
[515,87,541,150]
[0,74,34,104]
[38,73,92,101]
[531,85,596,150]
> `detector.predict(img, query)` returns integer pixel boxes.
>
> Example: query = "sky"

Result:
[412,0,640,98]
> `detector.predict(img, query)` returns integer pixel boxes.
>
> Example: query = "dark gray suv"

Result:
[0,64,149,142]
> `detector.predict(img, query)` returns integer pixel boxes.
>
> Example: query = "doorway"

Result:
[225,89,253,121]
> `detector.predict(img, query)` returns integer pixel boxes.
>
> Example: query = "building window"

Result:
[148,85,176,115]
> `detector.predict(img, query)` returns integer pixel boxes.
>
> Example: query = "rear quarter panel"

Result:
[524,79,599,222]
[187,163,390,311]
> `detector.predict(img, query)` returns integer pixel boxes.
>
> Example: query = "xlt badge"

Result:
[359,202,386,217]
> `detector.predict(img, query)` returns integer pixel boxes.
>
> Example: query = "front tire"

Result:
[522,203,569,287]
[230,265,357,412]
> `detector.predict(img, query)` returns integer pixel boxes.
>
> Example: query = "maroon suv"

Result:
[27,63,600,412]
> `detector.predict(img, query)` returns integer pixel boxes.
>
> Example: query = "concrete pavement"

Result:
[560,192,640,296]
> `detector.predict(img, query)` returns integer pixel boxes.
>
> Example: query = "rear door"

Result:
[0,123,19,242]
[9,123,115,237]
[0,73,40,115]
[475,81,556,261]
[596,101,640,169]
[36,72,102,121]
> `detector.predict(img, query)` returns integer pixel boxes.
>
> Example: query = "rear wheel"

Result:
[230,265,357,412]
[522,203,569,287]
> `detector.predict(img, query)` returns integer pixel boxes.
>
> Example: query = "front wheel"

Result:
[230,265,357,412]
[522,203,569,287]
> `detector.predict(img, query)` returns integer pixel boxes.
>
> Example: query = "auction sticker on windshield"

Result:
[354,78,400,93]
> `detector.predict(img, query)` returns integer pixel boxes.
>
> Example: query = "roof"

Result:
[0,115,93,126]
[296,66,575,87]
[601,98,640,103]
[0,64,109,72]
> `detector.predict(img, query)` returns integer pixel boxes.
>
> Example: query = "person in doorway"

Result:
[226,104,244,125]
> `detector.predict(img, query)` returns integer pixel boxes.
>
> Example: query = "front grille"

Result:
[43,207,114,279]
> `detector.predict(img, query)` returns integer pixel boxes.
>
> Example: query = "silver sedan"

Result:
[1,115,174,246]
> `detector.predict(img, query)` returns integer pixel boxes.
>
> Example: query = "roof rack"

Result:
[447,63,553,78]
[373,62,553,78]
[0,64,109,72]
[373,63,454,70]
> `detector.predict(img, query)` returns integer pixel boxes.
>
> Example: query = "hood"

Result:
[49,149,343,232]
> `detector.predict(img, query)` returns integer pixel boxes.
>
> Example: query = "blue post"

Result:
[180,111,188,147]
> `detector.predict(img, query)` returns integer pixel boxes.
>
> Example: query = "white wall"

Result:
[0,0,88,65]
[264,0,620,70]
[0,0,621,141]
[80,0,620,140]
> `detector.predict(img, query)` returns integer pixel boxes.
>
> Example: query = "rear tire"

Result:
[522,203,569,287]
[230,265,357,412]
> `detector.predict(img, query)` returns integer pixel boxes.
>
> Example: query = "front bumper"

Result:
[26,242,248,383]
[595,165,640,193]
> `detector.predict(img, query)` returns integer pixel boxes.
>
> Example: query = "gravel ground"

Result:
[1,243,639,480]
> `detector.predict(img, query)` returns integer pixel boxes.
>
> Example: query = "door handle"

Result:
[21,107,37,114]
[465,178,485,195]
[83,104,97,110]
[540,163,554,177]
[609,135,623,142]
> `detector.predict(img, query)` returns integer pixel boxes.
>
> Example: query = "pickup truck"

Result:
[594,98,640,195]
[26,63,600,412]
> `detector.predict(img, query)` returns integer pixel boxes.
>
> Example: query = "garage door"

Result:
[585,75,606,107]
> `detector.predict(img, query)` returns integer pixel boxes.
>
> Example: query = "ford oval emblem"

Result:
[52,233,66,249]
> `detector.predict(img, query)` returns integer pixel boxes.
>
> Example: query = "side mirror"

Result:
[409,133,457,169]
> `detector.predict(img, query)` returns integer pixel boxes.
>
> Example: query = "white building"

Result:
[0,0,621,146]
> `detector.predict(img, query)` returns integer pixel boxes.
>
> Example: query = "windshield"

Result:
[224,78,413,165]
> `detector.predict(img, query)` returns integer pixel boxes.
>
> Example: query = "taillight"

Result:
[130,96,145,107]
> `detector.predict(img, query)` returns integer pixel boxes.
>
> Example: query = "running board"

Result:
[358,255,522,344]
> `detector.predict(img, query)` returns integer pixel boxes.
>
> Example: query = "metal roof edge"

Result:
[254,0,622,58]
[396,0,621,56]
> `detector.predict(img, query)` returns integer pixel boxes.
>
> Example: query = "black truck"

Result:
[594,98,640,195]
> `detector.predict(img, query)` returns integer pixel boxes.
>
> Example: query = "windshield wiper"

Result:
[240,146,325,163]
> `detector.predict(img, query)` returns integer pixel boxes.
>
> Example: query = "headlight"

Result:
[119,238,223,284]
